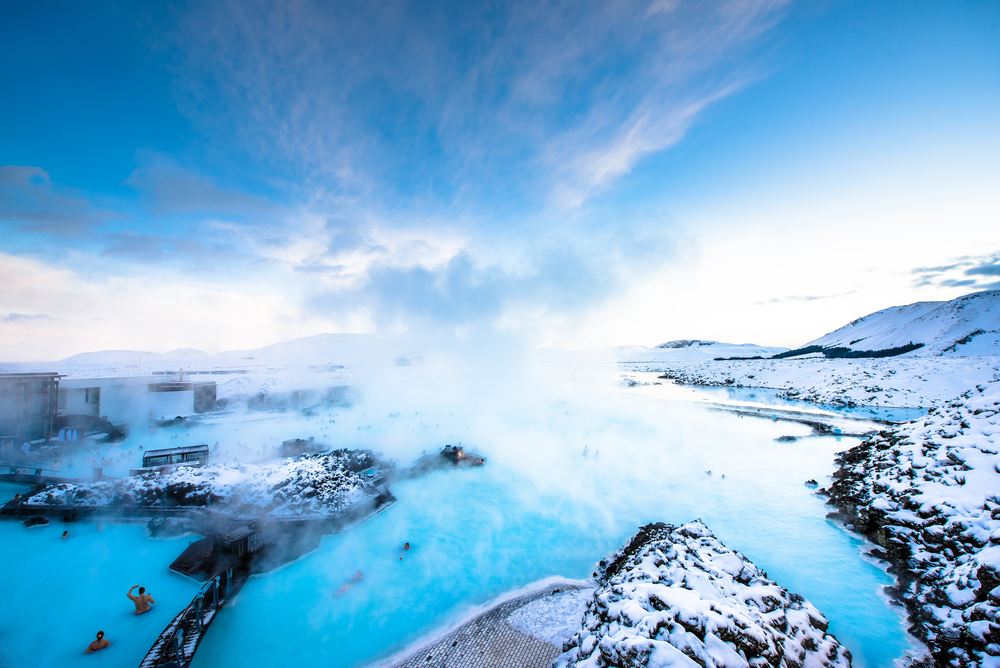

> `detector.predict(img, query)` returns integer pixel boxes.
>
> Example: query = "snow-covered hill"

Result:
[609,342,789,363]
[804,290,1000,357]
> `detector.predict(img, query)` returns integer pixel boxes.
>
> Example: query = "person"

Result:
[85,631,110,653]
[334,570,363,598]
[127,585,155,614]
[62,530,71,539]
[403,542,410,551]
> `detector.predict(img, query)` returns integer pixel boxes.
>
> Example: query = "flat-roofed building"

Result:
[58,376,217,423]
[0,372,61,445]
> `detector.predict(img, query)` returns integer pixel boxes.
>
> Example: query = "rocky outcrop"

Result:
[827,382,1000,667]
[23,451,384,517]
[556,520,851,668]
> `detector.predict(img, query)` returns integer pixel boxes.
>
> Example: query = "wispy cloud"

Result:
[0,166,114,236]
[3,313,57,323]
[755,289,858,305]
[171,0,790,210]
[912,252,1000,291]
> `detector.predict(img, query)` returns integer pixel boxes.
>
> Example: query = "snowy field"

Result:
[622,356,1000,410]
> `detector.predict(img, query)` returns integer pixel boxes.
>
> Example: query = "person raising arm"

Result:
[127,585,155,614]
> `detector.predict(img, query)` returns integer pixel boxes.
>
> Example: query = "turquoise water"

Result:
[1,376,916,668]
[0,481,201,667]
[189,398,914,668]
[634,377,928,423]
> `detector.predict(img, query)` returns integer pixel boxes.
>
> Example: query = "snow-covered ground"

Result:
[804,290,1000,357]
[623,357,1000,410]
[23,451,379,517]
[556,520,852,668]
[827,381,1000,668]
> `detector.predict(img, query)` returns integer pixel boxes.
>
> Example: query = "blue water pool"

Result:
[0,494,201,667]
[2,377,917,668]
[189,397,915,668]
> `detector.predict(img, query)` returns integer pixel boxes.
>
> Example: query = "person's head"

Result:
[404,542,410,549]
[62,531,69,538]
[96,631,104,640]
[138,587,145,595]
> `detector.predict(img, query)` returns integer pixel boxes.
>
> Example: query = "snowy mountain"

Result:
[51,333,384,368]
[59,348,214,364]
[214,333,382,365]
[655,339,720,349]
[615,341,788,362]
[804,290,1000,357]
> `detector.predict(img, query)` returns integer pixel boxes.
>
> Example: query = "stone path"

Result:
[390,582,588,668]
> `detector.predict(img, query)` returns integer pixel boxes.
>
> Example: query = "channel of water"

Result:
[1,377,919,667]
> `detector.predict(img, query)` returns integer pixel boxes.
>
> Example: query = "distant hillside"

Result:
[656,339,720,349]
[59,348,213,364]
[803,290,1000,357]
[615,341,789,362]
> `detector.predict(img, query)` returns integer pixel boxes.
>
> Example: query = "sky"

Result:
[1,0,999,360]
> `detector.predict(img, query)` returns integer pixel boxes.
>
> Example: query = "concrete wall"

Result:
[61,388,100,416]
[59,377,196,422]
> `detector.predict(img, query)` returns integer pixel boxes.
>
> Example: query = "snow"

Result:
[23,451,377,517]
[804,290,1000,357]
[624,355,1000,410]
[506,587,596,647]
[828,380,1000,666]
[556,520,852,668]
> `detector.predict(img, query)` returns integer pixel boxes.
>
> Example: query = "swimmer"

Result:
[403,542,410,550]
[62,530,71,539]
[85,631,110,653]
[333,570,363,598]
[127,585,155,614]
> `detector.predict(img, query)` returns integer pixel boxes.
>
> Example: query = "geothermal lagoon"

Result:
[1,372,918,668]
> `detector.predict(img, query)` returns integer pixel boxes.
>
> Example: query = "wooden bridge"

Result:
[138,568,250,668]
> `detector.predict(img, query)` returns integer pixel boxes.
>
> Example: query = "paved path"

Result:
[390,582,588,668]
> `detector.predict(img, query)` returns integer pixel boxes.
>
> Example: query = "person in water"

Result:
[85,631,110,653]
[127,585,155,614]
[334,570,363,597]
[62,530,70,539]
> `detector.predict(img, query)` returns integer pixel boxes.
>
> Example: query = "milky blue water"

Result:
[1,376,918,668]
[633,376,928,423]
[0,480,201,667]
[188,397,915,668]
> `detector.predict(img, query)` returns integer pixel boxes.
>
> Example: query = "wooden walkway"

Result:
[139,569,250,668]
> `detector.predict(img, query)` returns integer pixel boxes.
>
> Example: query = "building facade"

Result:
[0,373,61,444]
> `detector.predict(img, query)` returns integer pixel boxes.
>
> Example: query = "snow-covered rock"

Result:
[24,451,381,517]
[805,290,1000,357]
[556,520,852,668]
[627,356,1000,410]
[827,381,1000,667]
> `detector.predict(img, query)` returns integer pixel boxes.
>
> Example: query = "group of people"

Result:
[84,585,156,654]
[87,542,417,653]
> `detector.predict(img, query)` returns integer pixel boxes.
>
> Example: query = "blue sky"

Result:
[1,0,998,359]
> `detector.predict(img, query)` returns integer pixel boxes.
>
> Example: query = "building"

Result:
[0,372,61,445]
[135,444,210,472]
[58,376,217,424]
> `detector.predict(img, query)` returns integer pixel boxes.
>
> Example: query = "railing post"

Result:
[226,568,232,598]
[213,576,219,609]
[195,593,204,631]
